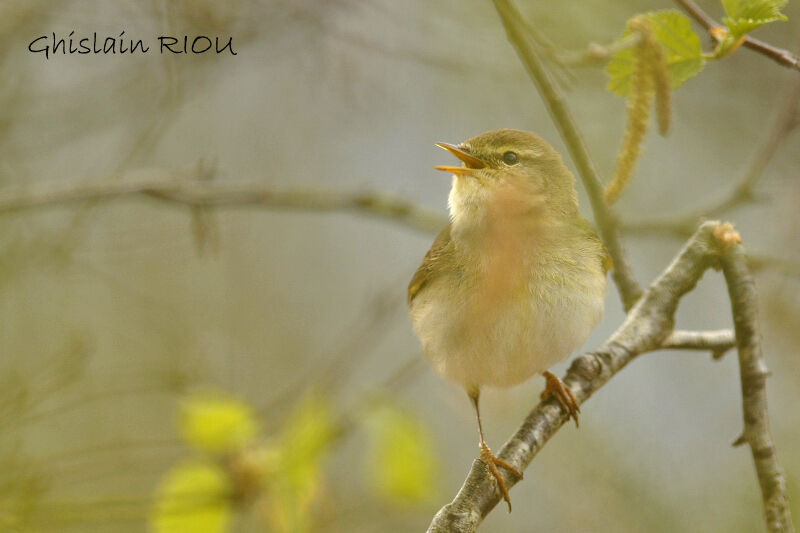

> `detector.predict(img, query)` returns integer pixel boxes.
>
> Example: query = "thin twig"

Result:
[2,171,798,281]
[676,0,800,71]
[492,0,643,311]
[426,221,793,532]
[660,328,736,358]
[622,72,800,238]
[721,243,794,533]
[557,33,644,67]
[0,168,447,234]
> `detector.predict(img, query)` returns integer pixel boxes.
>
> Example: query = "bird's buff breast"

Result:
[409,246,605,391]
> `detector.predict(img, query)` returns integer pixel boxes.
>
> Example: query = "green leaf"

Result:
[606,47,637,97]
[279,395,333,492]
[150,460,232,533]
[261,395,333,533]
[366,405,438,505]
[606,10,705,97]
[722,0,788,36]
[179,392,258,455]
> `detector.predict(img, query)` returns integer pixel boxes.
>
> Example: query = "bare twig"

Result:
[493,0,643,311]
[557,34,643,67]
[2,171,798,282]
[623,72,800,238]
[426,221,793,533]
[0,167,447,234]
[721,243,794,533]
[676,0,800,71]
[660,328,736,358]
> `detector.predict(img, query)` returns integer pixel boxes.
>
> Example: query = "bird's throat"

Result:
[449,178,547,250]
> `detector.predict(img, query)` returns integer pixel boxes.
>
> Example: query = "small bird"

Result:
[407,129,608,511]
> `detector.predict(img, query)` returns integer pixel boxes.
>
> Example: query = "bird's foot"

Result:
[479,441,522,513]
[541,370,580,427]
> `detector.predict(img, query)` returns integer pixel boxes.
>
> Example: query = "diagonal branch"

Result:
[492,0,643,311]
[426,222,793,533]
[676,0,800,71]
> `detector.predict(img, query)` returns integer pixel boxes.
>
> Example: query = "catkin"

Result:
[646,34,671,135]
[604,18,654,205]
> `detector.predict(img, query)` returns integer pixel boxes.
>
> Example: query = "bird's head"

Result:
[435,129,579,228]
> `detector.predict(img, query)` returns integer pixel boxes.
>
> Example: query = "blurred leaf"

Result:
[150,460,232,533]
[263,395,334,533]
[278,394,334,492]
[607,10,704,97]
[179,392,258,455]
[367,404,438,505]
[722,0,788,36]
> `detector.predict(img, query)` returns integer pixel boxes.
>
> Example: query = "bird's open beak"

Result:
[434,142,486,175]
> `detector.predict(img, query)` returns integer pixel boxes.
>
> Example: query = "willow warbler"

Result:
[408,129,608,510]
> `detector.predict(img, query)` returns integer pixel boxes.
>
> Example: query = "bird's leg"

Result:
[468,390,522,513]
[541,370,580,427]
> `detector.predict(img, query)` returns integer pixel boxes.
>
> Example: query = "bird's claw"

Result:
[479,442,522,513]
[541,370,580,427]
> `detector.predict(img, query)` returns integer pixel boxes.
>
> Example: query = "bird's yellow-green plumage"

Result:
[408,129,607,393]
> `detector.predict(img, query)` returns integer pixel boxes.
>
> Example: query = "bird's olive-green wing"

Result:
[407,225,452,306]
[574,216,612,274]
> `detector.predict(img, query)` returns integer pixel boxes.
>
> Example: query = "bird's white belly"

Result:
[410,271,605,391]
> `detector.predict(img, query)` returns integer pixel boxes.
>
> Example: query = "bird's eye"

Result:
[502,151,519,165]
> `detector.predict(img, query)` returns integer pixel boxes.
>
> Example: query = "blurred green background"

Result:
[1,0,799,531]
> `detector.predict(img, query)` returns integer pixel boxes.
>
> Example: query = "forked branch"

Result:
[426,222,793,533]
[676,0,800,71]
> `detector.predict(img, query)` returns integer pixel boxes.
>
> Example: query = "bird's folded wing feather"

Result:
[407,224,453,306]
[575,217,613,274]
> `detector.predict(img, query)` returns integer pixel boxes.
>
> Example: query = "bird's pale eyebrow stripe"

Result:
[499,146,544,159]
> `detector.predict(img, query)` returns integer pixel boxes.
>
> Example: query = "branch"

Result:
[428,222,719,531]
[660,328,736,358]
[0,166,447,235]
[5,171,798,283]
[492,0,643,311]
[426,222,794,533]
[622,72,800,238]
[721,243,795,533]
[676,0,800,71]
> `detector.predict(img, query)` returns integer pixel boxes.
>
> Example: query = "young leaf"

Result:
[150,460,232,533]
[607,10,705,97]
[261,395,333,533]
[278,395,333,492]
[366,405,438,505]
[722,0,788,36]
[606,47,637,97]
[179,393,258,455]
